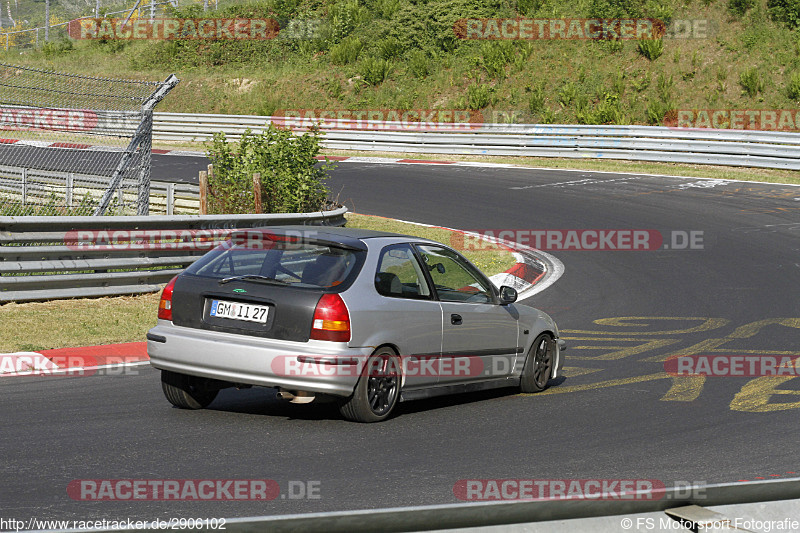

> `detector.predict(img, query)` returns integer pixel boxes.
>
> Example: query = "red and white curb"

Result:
[0,342,148,377]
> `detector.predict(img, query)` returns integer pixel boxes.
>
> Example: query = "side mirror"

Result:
[499,285,517,305]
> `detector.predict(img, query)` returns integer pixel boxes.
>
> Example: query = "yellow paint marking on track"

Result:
[532,372,671,396]
[730,376,800,412]
[641,338,731,363]
[562,317,729,336]
[660,375,706,402]
[642,318,800,362]
[564,339,678,361]
[560,366,604,377]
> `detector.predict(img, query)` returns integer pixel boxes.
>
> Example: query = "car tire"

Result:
[161,370,219,409]
[339,347,401,423]
[520,334,554,393]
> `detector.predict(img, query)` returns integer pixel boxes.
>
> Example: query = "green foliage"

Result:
[41,38,74,57]
[465,83,497,110]
[330,35,363,64]
[407,50,429,78]
[204,125,332,214]
[0,192,97,216]
[378,37,403,60]
[588,0,645,18]
[375,0,402,18]
[646,99,671,125]
[327,0,370,43]
[646,0,673,24]
[631,73,650,92]
[787,71,800,100]
[739,67,764,97]
[478,41,515,79]
[360,57,392,85]
[638,38,664,61]
[729,0,756,17]
[558,82,579,107]
[612,70,625,96]
[657,72,674,102]
[517,0,544,15]
[528,81,546,114]
[768,0,800,27]
[539,108,557,124]
[577,93,625,125]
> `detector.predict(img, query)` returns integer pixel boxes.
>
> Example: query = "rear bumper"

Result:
[147,321,373,397]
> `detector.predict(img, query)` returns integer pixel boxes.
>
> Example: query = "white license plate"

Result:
[209,299,270,323]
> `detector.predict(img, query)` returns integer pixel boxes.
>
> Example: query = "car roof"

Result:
[240,225,433,251]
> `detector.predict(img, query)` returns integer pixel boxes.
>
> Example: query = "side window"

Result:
[375,244,431,299]
[416,245,494,304]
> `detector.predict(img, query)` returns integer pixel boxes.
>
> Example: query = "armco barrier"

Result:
[152,113,800,170]
[0,207,346,302]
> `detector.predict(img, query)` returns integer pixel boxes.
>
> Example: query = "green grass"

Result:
[0,293,161,352]
[3,0,800,130]
[0,213,518,352]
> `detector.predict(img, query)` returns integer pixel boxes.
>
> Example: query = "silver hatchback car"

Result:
[147,226,563,422]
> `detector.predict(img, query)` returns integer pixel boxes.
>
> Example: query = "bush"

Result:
[637,38,663,60]
[407,50,429,78]
[739,68,764,97]
[788,71,800,100]
[729,0,757,17]
[577,93,625,125]
[479,41,515,79]
[41,38,75,57]
[205,125,333,214]
[657,72,674,101]
[330,35,363,65]
[378,37,404,60]
[528,82,546,114]
[360,57,392,85]
[646,99,672,125]
[589,0,645,18]
[558,82,579,107]
[768,0,800,27]
[466,83,497,110]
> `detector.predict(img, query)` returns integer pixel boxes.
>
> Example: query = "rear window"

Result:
[184,240,364,290]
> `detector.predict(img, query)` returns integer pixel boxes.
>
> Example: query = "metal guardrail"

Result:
[0,166,199,215]
[152,112,800,170]
[0,207,346,302]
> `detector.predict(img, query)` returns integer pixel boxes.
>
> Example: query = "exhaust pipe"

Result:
[277,389,315,404]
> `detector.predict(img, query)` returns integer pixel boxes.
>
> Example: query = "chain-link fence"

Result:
[0,0,218,51]
[0,63,178,215]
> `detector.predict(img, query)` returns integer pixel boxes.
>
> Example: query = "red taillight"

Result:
[158,276,178,321]
[310,293,351,342]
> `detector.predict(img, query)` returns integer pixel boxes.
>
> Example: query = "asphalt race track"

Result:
[2,159,800,523]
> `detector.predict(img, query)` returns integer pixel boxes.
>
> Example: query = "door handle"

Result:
[451,313,463,325]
